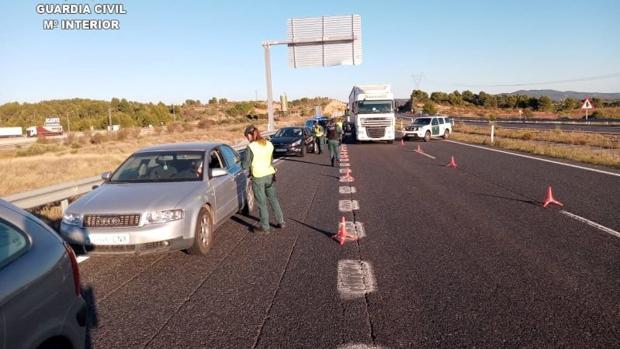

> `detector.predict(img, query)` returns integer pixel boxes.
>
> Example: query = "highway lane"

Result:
[76,140,620,348]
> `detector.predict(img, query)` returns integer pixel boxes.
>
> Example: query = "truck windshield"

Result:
[413,118,431,125]
[356,100,393,114]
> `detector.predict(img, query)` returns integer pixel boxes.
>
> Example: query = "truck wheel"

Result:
[186,206,214,256]
[443,129,450,139]
[424,131,431,142]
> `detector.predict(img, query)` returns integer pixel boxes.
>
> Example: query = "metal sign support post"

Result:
[263,42,275,132]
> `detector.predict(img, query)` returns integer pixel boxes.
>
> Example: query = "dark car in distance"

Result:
[271,127,315,157]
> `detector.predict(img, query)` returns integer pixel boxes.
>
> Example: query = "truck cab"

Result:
[348,84,396,143]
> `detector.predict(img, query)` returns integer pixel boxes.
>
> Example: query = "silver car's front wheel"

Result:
[242,182,255,216]
[187,206,213,256]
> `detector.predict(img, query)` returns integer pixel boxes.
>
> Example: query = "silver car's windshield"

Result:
[110,151,205,183]
[356,100,393,114]
[413,118,431,125]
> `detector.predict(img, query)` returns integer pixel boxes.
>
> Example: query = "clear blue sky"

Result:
[1,0,619,104]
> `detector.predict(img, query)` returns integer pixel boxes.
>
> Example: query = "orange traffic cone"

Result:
[400,138,404,146]
[543,186,563,208]
[333,217,357,246]
[416,144,422,152]
[447,156,457,168]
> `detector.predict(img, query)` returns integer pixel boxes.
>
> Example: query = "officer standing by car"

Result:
[326,118,342,167]
[312,121,325,154]
[242,125,285,234]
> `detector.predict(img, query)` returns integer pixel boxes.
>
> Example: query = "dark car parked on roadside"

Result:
[0,199,87,349]
[271,126,316,157]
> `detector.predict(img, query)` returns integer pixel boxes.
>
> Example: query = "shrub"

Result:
[198,119,214,129]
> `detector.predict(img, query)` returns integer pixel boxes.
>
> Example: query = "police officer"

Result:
[326,118,342,167]
[313,121,324,154]
[242,125,285,234]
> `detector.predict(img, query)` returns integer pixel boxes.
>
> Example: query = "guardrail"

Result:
[2,131,276,210]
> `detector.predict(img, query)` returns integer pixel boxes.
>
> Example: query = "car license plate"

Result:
[275,149,287,152]
[89,233,130,245]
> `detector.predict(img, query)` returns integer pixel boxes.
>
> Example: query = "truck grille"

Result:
[366,127,386,138]
[84,214,141,227]
[361,117,392,127]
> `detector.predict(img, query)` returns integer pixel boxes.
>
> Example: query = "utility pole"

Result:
[263,42,275,131]
[108,107,112,131]
[172,104,176,120]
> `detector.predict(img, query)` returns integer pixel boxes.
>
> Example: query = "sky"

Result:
[0,0,619,104]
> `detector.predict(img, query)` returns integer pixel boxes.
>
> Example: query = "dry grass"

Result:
[451,132,620,168]
[0,115,306,196]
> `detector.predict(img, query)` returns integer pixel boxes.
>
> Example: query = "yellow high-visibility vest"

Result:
[248,141,276,178]
[314,125,324,137]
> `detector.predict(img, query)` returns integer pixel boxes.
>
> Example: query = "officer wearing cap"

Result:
[242,125,285,234]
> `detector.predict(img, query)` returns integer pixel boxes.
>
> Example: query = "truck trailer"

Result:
[0,127,23,138]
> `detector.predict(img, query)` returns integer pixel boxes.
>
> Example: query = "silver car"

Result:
[0,199,86,349]
[60,143,254,255]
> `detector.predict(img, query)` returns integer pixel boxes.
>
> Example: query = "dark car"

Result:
[0,199,87,349]
[304,116,328,130]
[271,127,315,157]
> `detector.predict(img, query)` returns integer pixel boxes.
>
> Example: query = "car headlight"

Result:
[292,139,301,146]
[62,212,83,226]
[144,209,184,225]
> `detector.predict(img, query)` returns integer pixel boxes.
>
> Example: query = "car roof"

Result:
[136,142,224,153]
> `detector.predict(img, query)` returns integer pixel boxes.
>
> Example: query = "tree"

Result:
[478,91,497,108]
[462,90,476,104]
[208,97,218,105]
[448,91,463,106]
[422,101,437,115]
[559,98,578,111]
[219,98,228,104]
[410,90,428,106]
[538,96,553,112]
[430,91,449,104]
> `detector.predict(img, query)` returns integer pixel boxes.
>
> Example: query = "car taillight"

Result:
[64,242,81,296]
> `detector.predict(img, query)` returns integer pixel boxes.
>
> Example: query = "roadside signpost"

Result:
[262,14,362,131]
[581,97,594,120]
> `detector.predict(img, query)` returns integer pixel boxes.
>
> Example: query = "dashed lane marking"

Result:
[339,186,357,194]
[77,256,90,264]
[340,168,354,174]
[415,150,436,159]
[344,221,366,239]
[339,200,360,212]
[340,162,351,167]
[560,210,620,239]
[337,345,386,349]
[339,176,355,183]
[337,260,377,300]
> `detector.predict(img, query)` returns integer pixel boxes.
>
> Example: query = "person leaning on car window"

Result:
[242,125,285,234]
[312,121,324,154]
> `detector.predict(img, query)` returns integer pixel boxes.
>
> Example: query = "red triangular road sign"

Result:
[581,98,593,110]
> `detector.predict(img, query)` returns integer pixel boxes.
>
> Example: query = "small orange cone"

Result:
[543,186,563,208]
[447,156,457,168]
[333,217,357,246]
[400,138,405,146]
[416,144,422,152]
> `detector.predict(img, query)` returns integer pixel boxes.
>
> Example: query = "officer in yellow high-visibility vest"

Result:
[313,121,324,154]
[242,125,285,234]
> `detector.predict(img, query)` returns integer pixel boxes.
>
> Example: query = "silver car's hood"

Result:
[68,181,204,214]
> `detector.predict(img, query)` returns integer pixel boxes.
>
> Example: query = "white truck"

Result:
[0,127,23,138]
[348,84,396,143]
[26,117,64,137]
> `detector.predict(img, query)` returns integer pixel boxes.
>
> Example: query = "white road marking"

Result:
[339,186,357,194]
[77,255,90,264]
[560,210,620,239]
[337,345,386,349]
[340,168,353,174]
[339,200,359,212]
[337,260,377,300]
[447,140,620,178]
[339,162,351,167]
[344,221,366,239]
[415,150,436,159]
[339,176,355,183]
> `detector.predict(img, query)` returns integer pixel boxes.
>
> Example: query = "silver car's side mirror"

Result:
[210,168,228,178]
[101,171,112,181]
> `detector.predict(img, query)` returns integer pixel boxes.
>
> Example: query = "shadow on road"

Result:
[81,286,99,349]
[474,192,541,206]
[290,218,333,238]
[281,158,333,168]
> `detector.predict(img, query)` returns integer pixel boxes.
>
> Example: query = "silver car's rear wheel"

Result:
[187,206,213,256]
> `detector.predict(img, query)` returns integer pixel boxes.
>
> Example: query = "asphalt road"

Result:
[77,139,620,348]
